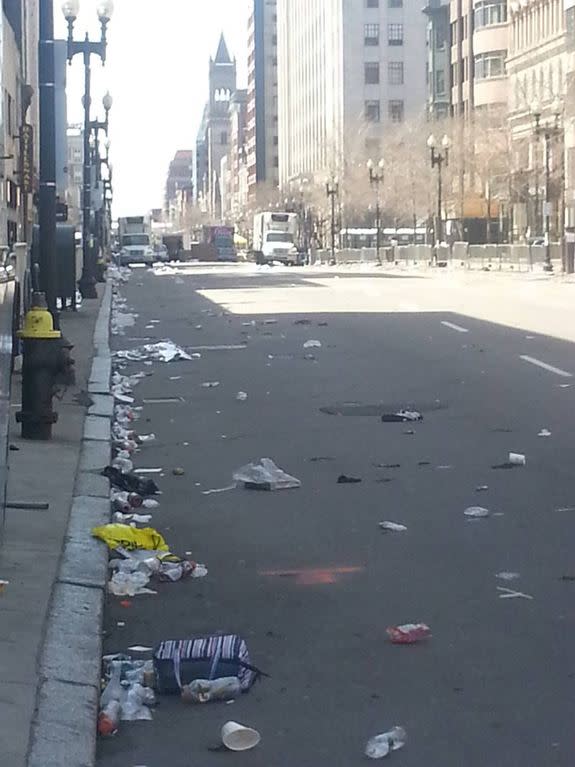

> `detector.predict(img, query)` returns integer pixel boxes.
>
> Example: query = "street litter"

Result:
[113,392,134,404]
[109,571,156,596]
[497,586,533,600]
[303,339,322,348]
[98,656,157,735]
[102,466,160,495]
[181,677,241,704]
[436,465,453,470]
[133,468,163,474]
[153,634,264,695]
[476,485,489,492]
[374,463,401,469]
[109,551,207,589]
[538,429,552,437]
[236,391,248,401]
[555,506,575,513]
[115,341,193,363]
[172,467,185,476]
[379,521,407,532]
[381,410,422,423]
[138,433,156,443]
[233,458,301,491]
[113,512,153,525]
[221,721,261,752]
[128,646,153,653]
[387,624,431,644]
[0,580,9,594]
[464,506,490,518]
[202,485,235,495]
[92,524,169,551]
[365,726,407,759]
[509,452,526,465]
[309,456,335,462]
[263,319,277,325]
[337,474,362,484]
[496,572,520,581]
[202,381,220,388]
[294,319,312,325]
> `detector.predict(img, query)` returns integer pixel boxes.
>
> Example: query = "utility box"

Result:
[32,224,77,310]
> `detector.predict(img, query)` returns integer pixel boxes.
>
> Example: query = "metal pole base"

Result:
[78,275,98,299]
[16,412,58,441]
[543,263,554,272]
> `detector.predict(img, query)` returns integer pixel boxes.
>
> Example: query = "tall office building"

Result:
[246,0,279,199]
[277,0,428,187]
[449,0,508,114]
[507,0,571,238]
[423,0,451,119]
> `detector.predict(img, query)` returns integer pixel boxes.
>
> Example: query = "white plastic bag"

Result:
[233,458,301,491]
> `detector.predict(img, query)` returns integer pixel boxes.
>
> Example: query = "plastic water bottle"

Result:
[365,726,407,759]
[181,677,241,704]
[98,700,121,737]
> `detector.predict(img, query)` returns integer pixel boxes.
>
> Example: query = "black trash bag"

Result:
[101,466,160,496]
[337,474,362,484]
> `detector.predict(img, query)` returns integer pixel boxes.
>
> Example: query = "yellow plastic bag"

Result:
[91,524,169,551]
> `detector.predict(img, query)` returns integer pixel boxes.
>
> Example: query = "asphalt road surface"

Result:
[98,263,575,767]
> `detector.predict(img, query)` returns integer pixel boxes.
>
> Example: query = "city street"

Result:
[99,264,575,766]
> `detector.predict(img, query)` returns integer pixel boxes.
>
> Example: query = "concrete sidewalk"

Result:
[0,286,112,767]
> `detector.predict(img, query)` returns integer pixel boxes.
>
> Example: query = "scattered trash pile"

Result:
[115,341,197,364]
[98,634,264,748]
[111,291,137,337]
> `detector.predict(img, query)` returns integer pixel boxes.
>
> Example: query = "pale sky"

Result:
[54,0,250,216]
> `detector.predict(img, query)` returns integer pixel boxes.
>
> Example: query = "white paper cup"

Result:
[221,721,261,751]
[508,453,526,465]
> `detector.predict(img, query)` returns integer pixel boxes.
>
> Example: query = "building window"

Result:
[388,61,404,84]
[220,131,228,144]
[366,0,379,6]
[389,0,403,7]
[388,24,404,45]
[474,0,507,28]
[365,99,381,122]
[474,50,506,79]
[435,69,445,94]
[364,23,380,45]
[273,156,279,167]
[364,62,380,84]
[389,99,404,122]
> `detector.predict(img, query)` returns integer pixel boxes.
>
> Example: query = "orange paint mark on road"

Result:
[259,566,364,585]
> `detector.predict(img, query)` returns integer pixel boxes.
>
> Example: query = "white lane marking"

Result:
[188,345,247,351]
[519,355,573,378]
[441,321,469,333]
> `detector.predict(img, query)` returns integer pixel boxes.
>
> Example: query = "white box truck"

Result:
[253,212,300,265]
[117,215,155,266]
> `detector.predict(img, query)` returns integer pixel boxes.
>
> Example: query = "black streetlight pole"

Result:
[367,159,384,264]
[38,0,58,323]
[532,100,562,271]
[326,177,339,266]
[62,0,113,298]
[427,133,450,248]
